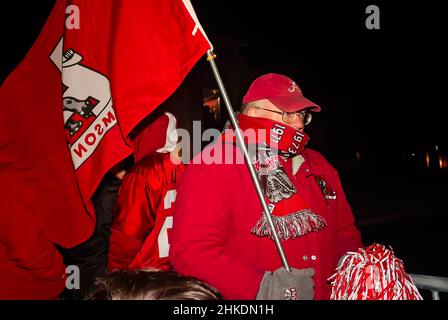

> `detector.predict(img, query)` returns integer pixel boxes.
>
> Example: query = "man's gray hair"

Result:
[240,100,265,114]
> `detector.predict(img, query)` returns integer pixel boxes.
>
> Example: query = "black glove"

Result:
[256,267,315,300]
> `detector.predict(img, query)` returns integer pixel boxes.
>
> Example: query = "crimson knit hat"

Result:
[243,73,321,112]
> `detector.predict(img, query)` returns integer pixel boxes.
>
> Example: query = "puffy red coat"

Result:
[170,142,362,300]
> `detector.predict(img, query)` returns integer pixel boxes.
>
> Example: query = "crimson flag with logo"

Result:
[0,0,211,247]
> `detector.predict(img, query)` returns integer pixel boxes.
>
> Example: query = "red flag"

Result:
[0,0,211,247]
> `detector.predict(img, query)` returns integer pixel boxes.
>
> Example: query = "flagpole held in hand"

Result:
[206,50,291,272]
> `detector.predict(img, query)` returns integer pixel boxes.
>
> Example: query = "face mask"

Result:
[237,113,310,158]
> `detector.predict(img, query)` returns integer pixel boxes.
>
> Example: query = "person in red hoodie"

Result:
[108,112,184,272]
[170,73,363,300]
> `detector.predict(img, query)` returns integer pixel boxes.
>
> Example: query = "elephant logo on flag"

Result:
[50,37,119,170]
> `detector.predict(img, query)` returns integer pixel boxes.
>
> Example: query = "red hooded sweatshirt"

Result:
[108,113,184,271]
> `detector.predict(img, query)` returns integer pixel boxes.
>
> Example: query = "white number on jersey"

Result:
[158,190,177,258]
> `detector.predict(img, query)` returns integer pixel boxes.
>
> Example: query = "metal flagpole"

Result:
[206,50,291,272]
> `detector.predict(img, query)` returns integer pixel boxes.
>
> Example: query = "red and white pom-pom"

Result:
[328,243,423,300]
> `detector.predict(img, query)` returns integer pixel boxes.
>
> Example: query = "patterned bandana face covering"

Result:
[236,113,310,159]
[230,114,327,240]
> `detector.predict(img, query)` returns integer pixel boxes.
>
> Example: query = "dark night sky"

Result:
[1,1,447,176]
[2,1,447,154]
[1,0,447,186]
[8,0,447,167]
[194,1,448,156]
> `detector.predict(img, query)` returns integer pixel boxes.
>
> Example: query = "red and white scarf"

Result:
[225,114,327,240]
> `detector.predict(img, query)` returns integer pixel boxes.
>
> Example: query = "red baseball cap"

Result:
[242,73,321,112]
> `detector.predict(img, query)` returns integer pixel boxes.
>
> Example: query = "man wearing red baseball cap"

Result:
[170,73,362,300]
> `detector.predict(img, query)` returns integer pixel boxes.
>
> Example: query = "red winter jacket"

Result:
[0,173,66,300]
[170,142,362,300]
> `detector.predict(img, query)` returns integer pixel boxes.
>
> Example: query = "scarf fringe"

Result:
[328,243,423,300]
[250,209,327,240]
